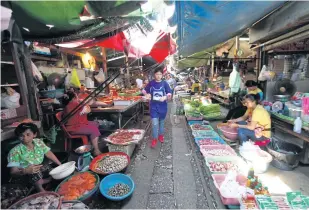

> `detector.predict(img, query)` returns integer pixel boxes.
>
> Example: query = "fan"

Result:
[274,79,296,96]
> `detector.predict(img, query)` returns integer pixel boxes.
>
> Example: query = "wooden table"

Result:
[270,113,309,163]
[91,100,143,129]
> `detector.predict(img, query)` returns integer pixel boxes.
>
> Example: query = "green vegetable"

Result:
[190,100,201,108]
[199,104,221,115]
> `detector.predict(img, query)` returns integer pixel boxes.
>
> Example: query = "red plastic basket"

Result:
[211,174,247,205]
[254,139,270,147]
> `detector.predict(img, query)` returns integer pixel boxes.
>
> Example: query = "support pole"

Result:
[211,52,215,78]
[101,47,109,94]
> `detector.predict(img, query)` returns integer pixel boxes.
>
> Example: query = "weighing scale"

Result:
[74,145,93,172]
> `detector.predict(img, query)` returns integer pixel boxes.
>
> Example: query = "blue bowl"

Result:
[100,173,135,201]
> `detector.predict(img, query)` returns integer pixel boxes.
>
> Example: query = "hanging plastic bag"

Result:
[31,61,43,82]
[70,68,81,88]
[94,68,105,84]
[258,65,267,81]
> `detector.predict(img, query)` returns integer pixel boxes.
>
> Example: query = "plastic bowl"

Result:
[49,161,76,180]
[217,123,238,141]
[100,173,135,201]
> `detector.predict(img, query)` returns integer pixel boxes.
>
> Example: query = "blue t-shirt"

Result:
[145,80,172,118]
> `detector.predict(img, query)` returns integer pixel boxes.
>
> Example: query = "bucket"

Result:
[266,140,302,170]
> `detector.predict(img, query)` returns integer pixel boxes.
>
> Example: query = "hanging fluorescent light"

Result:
[107,55,126,62]
[239,37,250,41]
[46,24,54,29]
[22,27,30,32]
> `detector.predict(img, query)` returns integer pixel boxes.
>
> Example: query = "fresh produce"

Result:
[95,155,128,174]
[11,194,60,209]
[191,124,212,130]
[201,149,235,157]
[208,161,239,172]
[198,139,222,146]
[57,172,97,201]
[190,100,201,108]
[108,130,142,144]
[108,183,130,197]
[199,104,220,115]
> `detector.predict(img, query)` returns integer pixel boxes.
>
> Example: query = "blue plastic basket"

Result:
[187,121,204,126]
[100,173,135,201]
[39,89,64,99]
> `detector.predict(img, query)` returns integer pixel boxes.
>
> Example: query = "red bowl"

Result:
[89,152,130,175]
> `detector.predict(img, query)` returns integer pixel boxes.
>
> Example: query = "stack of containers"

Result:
[187,120,251,207]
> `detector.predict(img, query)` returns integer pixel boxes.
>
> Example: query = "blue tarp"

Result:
[170,1,285,57]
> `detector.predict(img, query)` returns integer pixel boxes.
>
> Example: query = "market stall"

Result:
[185,118,309,209]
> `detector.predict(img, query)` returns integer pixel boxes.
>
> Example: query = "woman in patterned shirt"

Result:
[7,123,61,192]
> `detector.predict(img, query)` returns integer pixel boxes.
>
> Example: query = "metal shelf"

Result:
[1,61,14,65]
[0,83,19,87]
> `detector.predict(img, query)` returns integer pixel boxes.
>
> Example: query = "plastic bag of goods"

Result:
[219,171,247,199]
[70,68,81,88]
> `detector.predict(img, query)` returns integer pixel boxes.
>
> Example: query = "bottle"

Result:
[248,167,255,178]
[293,117,302,134]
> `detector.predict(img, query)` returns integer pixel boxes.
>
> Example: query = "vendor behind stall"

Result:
[191,80,202,94]
[7,123,61,192]
[63,91,102,156]
[223,80,264,122]
[229,94,271,145]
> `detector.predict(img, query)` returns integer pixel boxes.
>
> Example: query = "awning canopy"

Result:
[170,1,285,58]
[1,1,146,43]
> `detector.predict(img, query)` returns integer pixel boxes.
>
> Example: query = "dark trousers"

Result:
[223,106,247,123]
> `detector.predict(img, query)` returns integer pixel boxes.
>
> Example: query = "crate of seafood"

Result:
[89,152,130,175]
[194,137,226,147]
[105,129,145,145]
[200,145,237,159]
[192,130,219,138]
[205,156,248,174]
[190,123,213,131]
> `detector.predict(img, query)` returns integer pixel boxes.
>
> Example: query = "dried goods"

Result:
[57,172,97,201]
[208,161,238,172]
[96,155,128,173]
[108,183,130,197]
[198,139,222,146]
[11,195,59,209]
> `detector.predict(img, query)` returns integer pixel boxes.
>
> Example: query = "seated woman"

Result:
[229,94,271,145]
[191,80,202,95]
[7,123,61,192]
[63,91,102,156]
[223,80,264,122]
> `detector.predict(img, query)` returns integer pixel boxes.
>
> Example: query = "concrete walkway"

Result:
[124,103,224,209]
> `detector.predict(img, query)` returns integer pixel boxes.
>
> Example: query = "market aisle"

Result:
[124,102,224,209]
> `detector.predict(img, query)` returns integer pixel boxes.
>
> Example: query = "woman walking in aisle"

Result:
[144,68,172,148]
